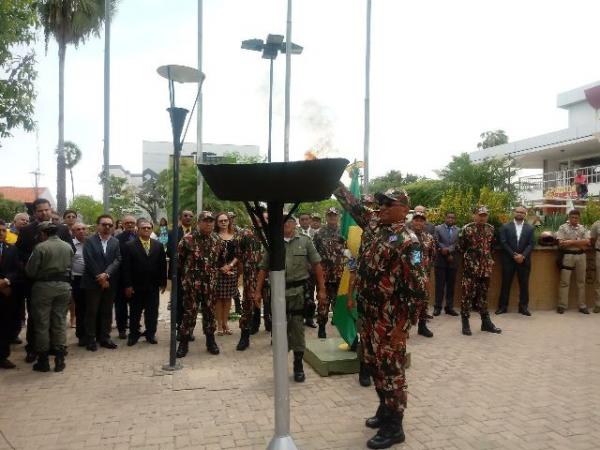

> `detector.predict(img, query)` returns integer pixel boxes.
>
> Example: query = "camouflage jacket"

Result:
[313,225,347,283]
[178,230,222,296]
[459,222,495,278]
[416,230,435,273]
[238,227,264,282]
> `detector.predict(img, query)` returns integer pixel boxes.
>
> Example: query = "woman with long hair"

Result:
[214,212,240,335]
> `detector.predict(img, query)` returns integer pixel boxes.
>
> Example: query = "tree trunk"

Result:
[57,42,67,214]
[70,168,75,204]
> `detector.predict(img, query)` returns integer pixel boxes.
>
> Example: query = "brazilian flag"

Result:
[333,165,362,346]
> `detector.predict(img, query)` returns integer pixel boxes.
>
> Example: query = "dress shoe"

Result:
[495,307,507,315]
[86,341,98,352]
[579,307,590,315]
[433,307,441,316]
[118,331,127,340]
[304,318,317,328]
[146,336,158,345]
[445,308,459,316]
[0,359,16,369]
[594,306,600,313]
[33,353,50,372]
[25,351,37,363]
[10,337,22,345]
[519,307,532,316]
[557,306,565,314]
[127,335,139,347]
[100,340,118,349]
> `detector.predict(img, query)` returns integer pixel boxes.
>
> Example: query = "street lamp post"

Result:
[241,34,303,163]
[156,64,204,371]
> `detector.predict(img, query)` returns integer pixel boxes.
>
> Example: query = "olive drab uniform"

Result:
[178,230,222,337]
[414,230,435,322]
[259,231,321,352]
[312,225,347,326]
[238,227,264,331]
[591,220,600,308]
[334,184,426,414]
[458,222,495,317]
[556,222,590,310]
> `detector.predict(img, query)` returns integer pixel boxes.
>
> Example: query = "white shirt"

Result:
[72,238,85,276]
[514,219,524,242]
[100,235,110,254]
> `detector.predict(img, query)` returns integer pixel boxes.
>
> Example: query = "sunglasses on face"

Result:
[139,226,152,230]
[100,223,114,227]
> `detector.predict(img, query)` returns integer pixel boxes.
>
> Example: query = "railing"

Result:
[518,165,600,197]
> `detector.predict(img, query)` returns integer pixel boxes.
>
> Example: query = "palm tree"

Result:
[55,140,82,201]
[38,0,115,213]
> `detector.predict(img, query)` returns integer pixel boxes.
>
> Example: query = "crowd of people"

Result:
[1,188,600,449]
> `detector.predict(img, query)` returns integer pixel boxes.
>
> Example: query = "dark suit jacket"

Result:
[15,220,75,264]
[434,224,459,268]
[122,238,167,291]
[167,225,189,276]
[0,243,21,292]
[82,234,121,290]
[499,221,535,267]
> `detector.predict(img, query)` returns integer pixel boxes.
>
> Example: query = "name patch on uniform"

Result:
[411,250,422,265]
[388,235,398,243]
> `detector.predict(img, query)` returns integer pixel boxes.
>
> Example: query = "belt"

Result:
[563,250,584,255]
[36,275,71,283]
[285,279,307,289]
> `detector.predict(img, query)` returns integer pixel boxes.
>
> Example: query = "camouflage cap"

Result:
[311,213,321,220]
[476,205,489,215]
[326,207,339,215]
[361,194,376,205]
[37,221,57,232]
[412,210,426,219]
[375,188,410,207]
[198,211,215,221]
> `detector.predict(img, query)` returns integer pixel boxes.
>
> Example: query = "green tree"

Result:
[135,177,166,223]
[368,170,421,194]
[69,194,102,224]
[107,175,138,220]
[0,195,26,221]
[477,130,508,149]
[38,0,116,213]
[55,140,81,201]
[0,0,38,143]
[403,179,447,208]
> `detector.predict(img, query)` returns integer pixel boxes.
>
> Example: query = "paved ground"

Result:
[1,299,600,450]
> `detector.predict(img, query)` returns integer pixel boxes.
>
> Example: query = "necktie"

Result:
[142,240,150,255]
[448,226,452,239]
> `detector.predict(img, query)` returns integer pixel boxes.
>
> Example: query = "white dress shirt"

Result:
[514,219,524,243]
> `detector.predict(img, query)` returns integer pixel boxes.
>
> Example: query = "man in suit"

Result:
[15,198,75,363]
[82,214,121,351]
[0,220,22,369]
[114,215,137,339]
[122,219,167,346]
[433,212,459,316]
[71,222,88,347]
[496,206,535,316]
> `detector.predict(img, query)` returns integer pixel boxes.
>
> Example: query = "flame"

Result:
[304,150,317,160]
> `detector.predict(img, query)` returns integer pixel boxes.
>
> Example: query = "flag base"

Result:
[267,435,298,450]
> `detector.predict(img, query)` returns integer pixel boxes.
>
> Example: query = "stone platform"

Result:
[304,337,359,376]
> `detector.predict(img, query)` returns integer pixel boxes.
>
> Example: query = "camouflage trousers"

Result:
[361,300,410,413]
[179,288,216,337]
[461,273,490,318]
[415,295,429,322]
[239,275,256,331]
[317,280,341,326]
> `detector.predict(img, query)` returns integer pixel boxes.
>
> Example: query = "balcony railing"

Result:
[517,164,600,199]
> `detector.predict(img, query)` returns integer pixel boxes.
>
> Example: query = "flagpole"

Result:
[363,0,371,193]
[284,0,292,162]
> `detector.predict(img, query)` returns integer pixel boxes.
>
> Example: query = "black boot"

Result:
[359,362,372,387]
[367,410,405,449]
[25,351,37,363]
[293,351,305,382]
[54,349,66,373]
[481,313,502,333]
[264,317,272,333]
[461,315,472,336]
[318,323,326,339]
[236,329,250,351]
[365,390,386,428]
[176,336,189,358]
[250,307,261,335]
[234,293,242,314]
[417,319,433,338]
[206,333,220,355]
[32,352,50,372]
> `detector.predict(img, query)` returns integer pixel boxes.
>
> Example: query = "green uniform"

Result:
[260,232,321,352]
[25,235,74,353]
[591,220,600,307]
[556,222,589,310]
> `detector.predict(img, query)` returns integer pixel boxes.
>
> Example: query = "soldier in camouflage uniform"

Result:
[176,211,223,358]
[312,207,347,339]
[410,210,435,338]
[335,185,426,449]
[458,206,502,336]
[236,215,264,351]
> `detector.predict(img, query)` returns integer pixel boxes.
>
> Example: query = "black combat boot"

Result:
[293,351,305,382]
[461,315,472,336]
[417,319,433,338]
[250,307,261,335]
[54,349,66,373]
[367,410,405,449]
[236,329,250,351]
[206,333,220,355]
[359,362,372,387]
[25,350,37,363]
[176,336,189,358]
[365,390,385,428]
[318,323,326,339]
[480,313,502,333]
[32,352,50,373]
[234,292,242,314]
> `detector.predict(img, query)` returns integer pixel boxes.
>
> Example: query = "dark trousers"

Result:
[114,286,129,333]
[72,276,86,340]
[129,288,160,338]
[304,274,316,320]
[24,284,36,353]
[85,288,115,343]
[434,266,456,310]
[0,292,17,360]
[175,279,184,329]
[498,260,530,309]
[11,284,25,340]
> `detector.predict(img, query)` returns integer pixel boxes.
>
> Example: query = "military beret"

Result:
[326,207,339,216]
[198,211,215,221]
[375,188,410,207]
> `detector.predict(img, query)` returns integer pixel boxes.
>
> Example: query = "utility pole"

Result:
[103,0,111,212]
[196,0,204,213]
[363,0,371,192]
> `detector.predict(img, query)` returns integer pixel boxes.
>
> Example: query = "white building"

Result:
[108,165,144,187]
[470,81,600,202]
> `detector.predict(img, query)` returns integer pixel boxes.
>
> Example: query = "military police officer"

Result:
[254,215,326,382]
[24,222,74,373]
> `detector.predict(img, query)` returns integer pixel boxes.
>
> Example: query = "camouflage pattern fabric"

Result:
[415,230,435,322]
[237,227,263,331]
[313,225,346,325]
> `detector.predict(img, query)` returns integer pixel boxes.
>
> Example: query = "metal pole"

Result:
[363,0,371,193]
[283,0,292,162]
[103,0,111,212]
[196,0,204,213]
[268,58,274,163]
[266,202,297,450]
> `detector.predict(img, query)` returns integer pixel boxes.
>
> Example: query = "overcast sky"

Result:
[2,0,600,202]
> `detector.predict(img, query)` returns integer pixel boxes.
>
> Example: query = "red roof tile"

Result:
[0,186,47,203]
